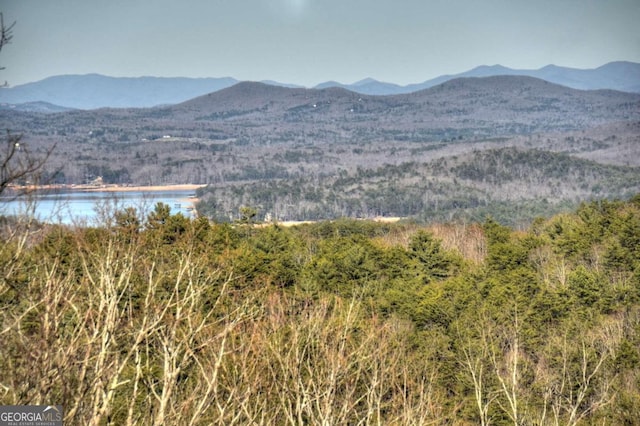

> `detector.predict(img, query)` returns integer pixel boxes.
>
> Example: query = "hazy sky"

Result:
[1,0,639,87]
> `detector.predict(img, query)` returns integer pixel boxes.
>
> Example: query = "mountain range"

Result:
[2,73,639,223]
[170,76,640,133]
[0,61,638,110]
[0,75,239,110]
[320,61,640,95]
[3,74,639,182]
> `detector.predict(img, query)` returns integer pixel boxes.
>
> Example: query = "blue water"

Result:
[0,190,197,225]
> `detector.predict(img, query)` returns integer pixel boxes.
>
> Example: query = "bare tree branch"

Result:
[0,14,57,199]
[0,12,16,82]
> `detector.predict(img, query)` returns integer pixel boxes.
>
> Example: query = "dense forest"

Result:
[196,145,640,226]
[1,195,639,424]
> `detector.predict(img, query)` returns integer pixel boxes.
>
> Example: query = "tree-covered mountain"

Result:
[317,61,640,95]
[400,61,640,94]
[1,76,639,224]
[0,61,638,109]
[170,77,639,134]
[196,147,640,226]
[0,100,74,113]
[0,74,239,109]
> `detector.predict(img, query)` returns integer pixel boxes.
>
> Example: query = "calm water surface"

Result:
[0,190,197,224]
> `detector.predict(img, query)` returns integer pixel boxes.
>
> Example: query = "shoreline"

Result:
[83,184,205,216]
[83,184,207,193]
[8,183,207,193]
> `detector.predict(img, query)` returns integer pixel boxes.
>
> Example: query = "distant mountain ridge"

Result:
[0,61,638,109]
[2,74,638,221]
[168,76,640,133]
[321,61,640,95]
[0,74,240,110]
[0,101,74,113]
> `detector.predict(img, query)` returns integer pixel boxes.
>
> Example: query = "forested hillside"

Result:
[2,77,639,224]
[1,196,639,424]
[197,145,640,226]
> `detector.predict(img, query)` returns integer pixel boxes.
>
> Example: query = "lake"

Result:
[0,189,197,225]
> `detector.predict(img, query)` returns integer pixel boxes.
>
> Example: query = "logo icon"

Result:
[0,405,63,425]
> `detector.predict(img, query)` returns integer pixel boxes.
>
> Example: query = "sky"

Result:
[1,0,639,87]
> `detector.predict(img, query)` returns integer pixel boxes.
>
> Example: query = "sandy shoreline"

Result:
[7,183,207,193]
[83,184,207,193]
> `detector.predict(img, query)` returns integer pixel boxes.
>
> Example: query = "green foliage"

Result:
[145,202,188,244]
[303,234,381,297]
[484,218,530,271]
[232,225,302,288]
[1,196,639,424]
[237,205,258,224]
[406,230,460,282]
[568,266,603,308]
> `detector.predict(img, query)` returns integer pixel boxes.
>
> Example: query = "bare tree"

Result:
[459,327,495,426]
[0,12,14,78]
[0,13,53,198]
[1,130,52,196]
